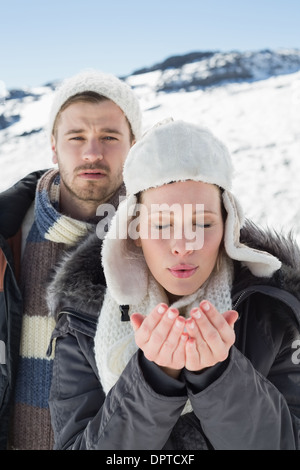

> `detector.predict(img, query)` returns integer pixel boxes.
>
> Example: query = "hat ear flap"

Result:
[222,191,281,277]
[101,194,148,305]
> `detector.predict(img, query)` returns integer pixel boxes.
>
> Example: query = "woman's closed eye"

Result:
[194,223,212,228]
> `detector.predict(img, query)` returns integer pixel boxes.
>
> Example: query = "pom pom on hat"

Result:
[48,69,142,141]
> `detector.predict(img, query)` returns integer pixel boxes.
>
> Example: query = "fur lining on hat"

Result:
[101,194,149,305]
[222,191,281,277]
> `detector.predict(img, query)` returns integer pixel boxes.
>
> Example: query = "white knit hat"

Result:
[102,119,281,305]
[48,69,142,140]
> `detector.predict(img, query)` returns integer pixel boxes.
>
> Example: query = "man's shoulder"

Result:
[0,169,49,199]
[0,169,49,238]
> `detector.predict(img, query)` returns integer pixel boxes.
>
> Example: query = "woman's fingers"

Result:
[222,309,239,328]
[185,301,237,370]
[131,303,168,339]
[188,301,237,344]
[131,300,238,372]
[132,303,185,365]
[158,315,186,367]
[185,338,200,371]
[130,312,145,332]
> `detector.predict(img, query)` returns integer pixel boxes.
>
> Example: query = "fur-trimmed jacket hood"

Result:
[47,220,300,325]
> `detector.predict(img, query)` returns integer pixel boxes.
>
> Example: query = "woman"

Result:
[47,119,300,450]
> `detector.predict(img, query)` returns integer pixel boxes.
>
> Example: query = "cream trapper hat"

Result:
[102,119,281,305]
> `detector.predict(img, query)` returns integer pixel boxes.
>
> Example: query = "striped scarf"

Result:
[8,169,91,450]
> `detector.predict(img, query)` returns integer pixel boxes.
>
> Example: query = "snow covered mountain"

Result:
[1,49,300,237]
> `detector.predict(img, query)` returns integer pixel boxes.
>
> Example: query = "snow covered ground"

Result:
[1,50,300,239]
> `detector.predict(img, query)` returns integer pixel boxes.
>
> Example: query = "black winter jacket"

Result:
[0,170,47,449]
[47,222,300,450]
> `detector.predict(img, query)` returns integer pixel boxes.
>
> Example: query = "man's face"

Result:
[51,100,133,209]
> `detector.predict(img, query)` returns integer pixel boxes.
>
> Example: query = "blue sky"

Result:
[1,0,299,89]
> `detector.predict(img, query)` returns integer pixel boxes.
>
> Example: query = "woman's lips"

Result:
[168,264,198,279]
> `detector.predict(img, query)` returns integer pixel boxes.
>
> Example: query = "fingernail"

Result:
[168,308,178,319]
[187,319,195,329]
[192,309,201,319]
[181,333,188,342]
[190,307,199,315]
[175,318,184,328]
[157,304,167,314]
[201,301,210,312]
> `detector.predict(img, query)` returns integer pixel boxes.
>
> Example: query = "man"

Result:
[0,70,142,449]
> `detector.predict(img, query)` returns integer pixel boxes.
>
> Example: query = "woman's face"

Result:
[135,180,225,303]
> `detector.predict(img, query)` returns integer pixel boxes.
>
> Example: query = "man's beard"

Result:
[59,163,123,204]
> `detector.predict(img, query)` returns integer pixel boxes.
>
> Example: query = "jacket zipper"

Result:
[232,291,248,310]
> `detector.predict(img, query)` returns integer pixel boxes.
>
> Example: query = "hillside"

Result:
[1,49,300,237]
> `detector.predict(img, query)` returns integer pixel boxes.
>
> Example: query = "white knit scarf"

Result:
[95,255,234,413]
